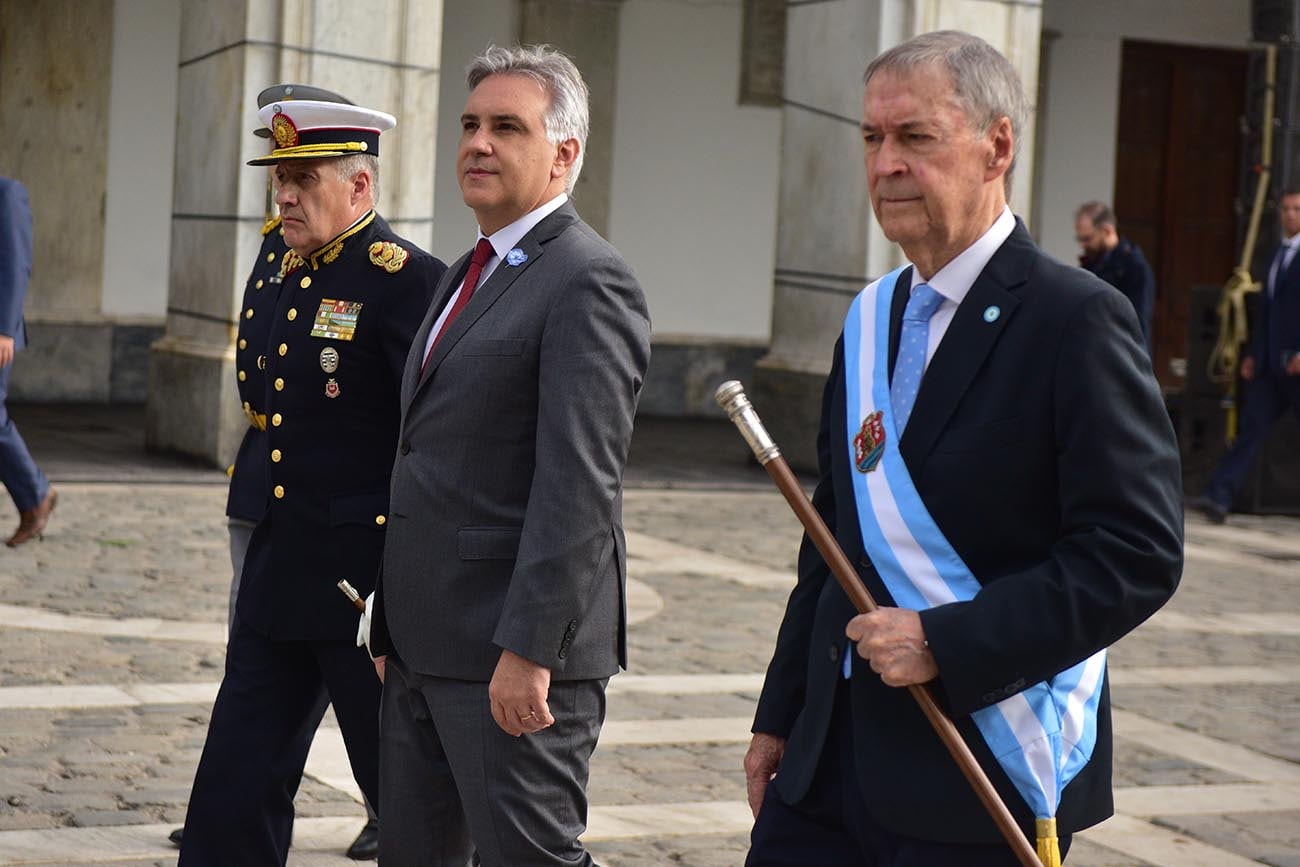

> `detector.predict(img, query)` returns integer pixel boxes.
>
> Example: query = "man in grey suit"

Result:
[362,44,651,866]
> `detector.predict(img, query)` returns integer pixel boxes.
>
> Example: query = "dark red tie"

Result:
[422,237,494,373]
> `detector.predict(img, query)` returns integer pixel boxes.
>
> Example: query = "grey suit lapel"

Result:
[406,203,580,405]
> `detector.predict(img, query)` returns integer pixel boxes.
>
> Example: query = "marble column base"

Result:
[751,355,829,474]
[146,337,244,468]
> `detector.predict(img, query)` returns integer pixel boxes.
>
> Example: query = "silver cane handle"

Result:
[714,380,781,465]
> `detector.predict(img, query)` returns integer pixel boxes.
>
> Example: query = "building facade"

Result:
[0,0,1262,467]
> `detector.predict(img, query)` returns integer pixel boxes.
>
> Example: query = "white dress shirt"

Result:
[422,193,568,363]
[907,206,1015,369]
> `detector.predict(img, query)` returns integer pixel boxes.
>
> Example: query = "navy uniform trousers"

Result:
[1203,370,1300,508]
[178,618,380,865]
[746,680,1072,867]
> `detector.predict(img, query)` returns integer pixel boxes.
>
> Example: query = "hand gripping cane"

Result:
[715,381,1042,867]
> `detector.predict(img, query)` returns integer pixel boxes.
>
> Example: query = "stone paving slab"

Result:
[1,409,1299,865]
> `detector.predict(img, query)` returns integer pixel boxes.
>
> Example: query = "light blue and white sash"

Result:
[842,266,1106,830]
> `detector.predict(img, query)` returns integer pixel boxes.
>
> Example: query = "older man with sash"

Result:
[744,31,1183,866]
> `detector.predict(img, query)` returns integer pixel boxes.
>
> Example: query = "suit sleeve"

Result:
[921,289,1183,717]
[0,180,33,339]
[491,255,651,671]
[752,340,842,736]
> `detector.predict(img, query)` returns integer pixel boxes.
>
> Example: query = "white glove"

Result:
[356,592,374,657]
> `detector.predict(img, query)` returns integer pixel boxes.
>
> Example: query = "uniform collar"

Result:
[297,210,377,272]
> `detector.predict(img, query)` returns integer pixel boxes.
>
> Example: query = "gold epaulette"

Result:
[369,240,409,273]
[262,214,283,237]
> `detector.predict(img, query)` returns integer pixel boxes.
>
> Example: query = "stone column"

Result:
[752,0,1041,470]
[147,0,443,465]
[518,0,625,238]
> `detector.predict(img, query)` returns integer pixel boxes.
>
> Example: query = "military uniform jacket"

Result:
[236,211,445,640]
[227,217,291,523]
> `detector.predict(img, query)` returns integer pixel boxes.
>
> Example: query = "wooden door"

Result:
[1114,40,1247,391]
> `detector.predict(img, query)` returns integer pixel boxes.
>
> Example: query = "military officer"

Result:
[179,97,445,866]
[170,84,381,861]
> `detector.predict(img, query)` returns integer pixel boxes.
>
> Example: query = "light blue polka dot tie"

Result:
[890,283,945,435]
[844,282,945,680]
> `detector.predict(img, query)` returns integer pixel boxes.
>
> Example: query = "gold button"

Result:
[278,343,287,356]
[257,355,266,370]
[271,413,282,427]
[245,308,254,319]
[279,227,285,236]
[274,377,284,391]
[271,449,282,463]
[238,370,246,382]
[243,401,250,411]
[238,338,247,350]
[266,252,276,263]
[300,276,312,289]
[375,515,387,526]
[274,485,285,499]
[255,279,264,289]
[287,308,297,321]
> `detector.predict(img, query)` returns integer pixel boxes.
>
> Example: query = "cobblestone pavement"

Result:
[0,407,1297,866]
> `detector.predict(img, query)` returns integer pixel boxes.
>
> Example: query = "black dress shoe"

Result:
[168,827,184,848]
[346,818,379,860]
[1190,495,1228,525]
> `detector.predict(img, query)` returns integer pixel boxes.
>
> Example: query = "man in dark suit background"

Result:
[743,31,1183,866]
[1075,200,1156,355]
[362,44,651,866]
[1192,190,1300,524]
[0,177,56,547]
[179,98,444,865]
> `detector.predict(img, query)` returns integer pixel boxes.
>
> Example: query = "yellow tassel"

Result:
[1035,817,1062,867]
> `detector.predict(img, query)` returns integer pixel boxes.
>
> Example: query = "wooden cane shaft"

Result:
[762,455,1042,867]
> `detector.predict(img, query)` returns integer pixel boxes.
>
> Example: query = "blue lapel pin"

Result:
[983,305,1001,323]
[505,248,528,267]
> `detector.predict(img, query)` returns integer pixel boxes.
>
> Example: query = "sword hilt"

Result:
[714,380,781,465]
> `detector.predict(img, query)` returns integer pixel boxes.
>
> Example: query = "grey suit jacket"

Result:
[371,202,651,682]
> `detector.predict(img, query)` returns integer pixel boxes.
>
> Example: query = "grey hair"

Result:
[466,44,590,194]
[335,153,380,202]
[864,30,1029,194]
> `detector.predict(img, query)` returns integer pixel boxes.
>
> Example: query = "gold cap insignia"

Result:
[271,110,299,149]
[369,241,408,273]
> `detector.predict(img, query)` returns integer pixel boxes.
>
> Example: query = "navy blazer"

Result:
[0,178,32,350]
[752,221,1184,843]
[1251,243,1300,377]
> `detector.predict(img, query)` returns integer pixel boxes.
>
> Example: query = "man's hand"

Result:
[373,654,386,683]
[0,335,14,369]
[1241,355,1256,381]
[1287,353,1300,377]
[846,608,938,687]
[744,733,786,817]
[489,649,554,737]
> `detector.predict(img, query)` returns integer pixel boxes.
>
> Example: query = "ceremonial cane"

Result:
[715,381,1042,867]
[337,579,367,612]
